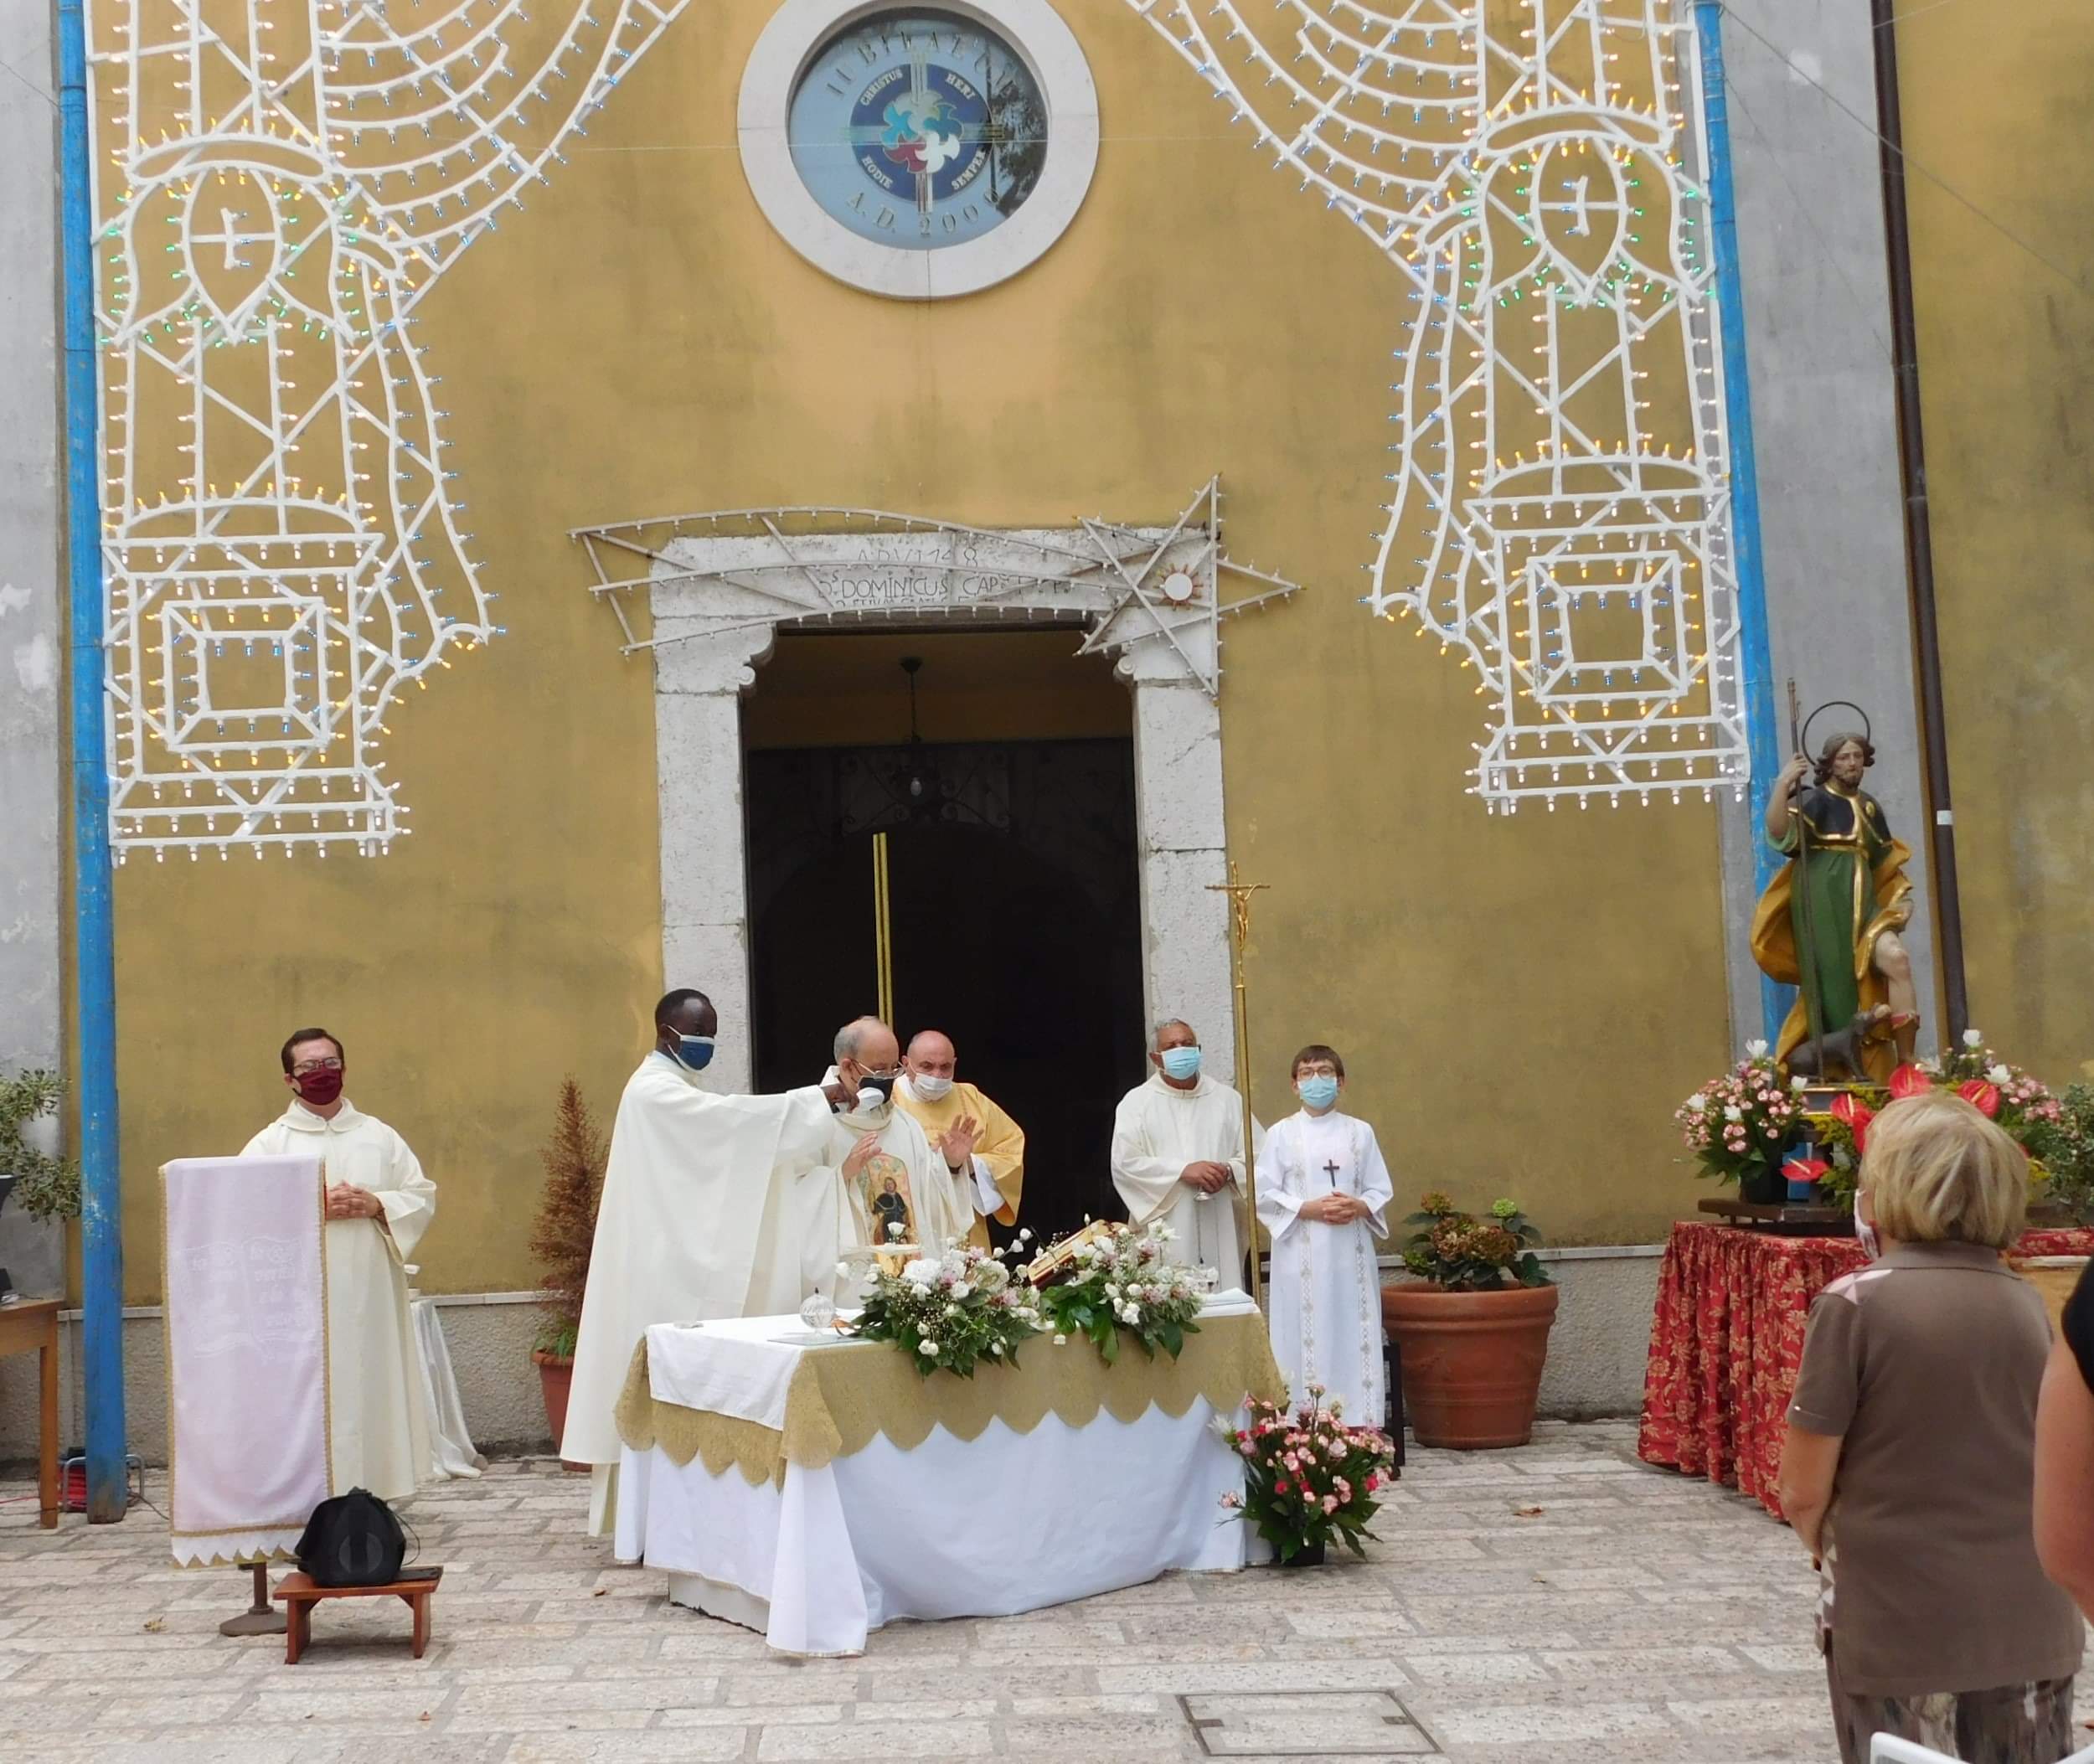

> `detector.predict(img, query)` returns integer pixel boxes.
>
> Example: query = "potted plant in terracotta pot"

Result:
[1380,1194,1556,1450]
[529,1078,606,1470]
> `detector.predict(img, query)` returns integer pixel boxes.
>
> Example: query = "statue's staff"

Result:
[1786,681,1826,1070]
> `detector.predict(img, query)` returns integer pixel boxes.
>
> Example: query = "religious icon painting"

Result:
[860,1152,916,1245]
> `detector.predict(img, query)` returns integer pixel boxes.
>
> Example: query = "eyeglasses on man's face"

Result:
[291,1056,344,1076]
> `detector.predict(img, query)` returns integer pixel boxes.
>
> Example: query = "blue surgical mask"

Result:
[1297,1075,1339,1111]
[672,1036,714,1072]
[1159,1046,1202,1081]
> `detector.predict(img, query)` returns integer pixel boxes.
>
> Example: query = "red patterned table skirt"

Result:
[1636,1221,2094,1520]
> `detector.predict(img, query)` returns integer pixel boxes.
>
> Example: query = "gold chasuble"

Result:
[1750,781,1913,1083]
[893,1078,1024,1249]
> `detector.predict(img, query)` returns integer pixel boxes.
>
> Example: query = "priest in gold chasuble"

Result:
[1751,734,1916,1081]
[894,1029,1024,1250]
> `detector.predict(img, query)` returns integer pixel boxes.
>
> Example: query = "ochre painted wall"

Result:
[1898,2,2094,1086]
[106,0,1732,1298]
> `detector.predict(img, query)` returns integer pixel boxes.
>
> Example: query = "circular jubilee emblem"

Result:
[790,11,1046,251]
[739,0,1098,299]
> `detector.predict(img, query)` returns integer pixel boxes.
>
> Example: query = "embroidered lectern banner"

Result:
[162,1155,330,1565]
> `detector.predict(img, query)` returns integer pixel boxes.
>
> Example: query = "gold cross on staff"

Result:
[1206,863,1269,947]
[1206,860,1270,1309]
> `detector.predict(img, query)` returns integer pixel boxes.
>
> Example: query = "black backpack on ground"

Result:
[295,1488,407,1586]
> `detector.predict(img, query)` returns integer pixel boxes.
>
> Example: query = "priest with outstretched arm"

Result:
[1111,1018,1264,1284]
[562,988,858,1530]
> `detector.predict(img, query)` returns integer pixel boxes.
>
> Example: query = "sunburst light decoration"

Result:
[1127,0,1750,812]
[85,0,689,859]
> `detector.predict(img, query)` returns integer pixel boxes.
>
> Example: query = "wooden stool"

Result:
[273,1567,442,1663]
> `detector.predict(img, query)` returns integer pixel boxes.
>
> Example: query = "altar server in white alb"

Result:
[1256,1044,1392,1421]
[565,988,859,1519]
[1111,1019,1262,1282]
[241,1027,436,1501]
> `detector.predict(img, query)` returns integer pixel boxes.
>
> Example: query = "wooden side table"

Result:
[274,1568,442,1663]
[0,1298,60,1528]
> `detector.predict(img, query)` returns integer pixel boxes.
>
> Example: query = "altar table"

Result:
[613,1296,1283,1655]
[1637,1221,2094,1520]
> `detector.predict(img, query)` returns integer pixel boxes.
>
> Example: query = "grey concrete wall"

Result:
[0,1292,560,1472]
[1380,1246,1661,1424]
[1709,1,1934,1054]
[0,0,65,1301]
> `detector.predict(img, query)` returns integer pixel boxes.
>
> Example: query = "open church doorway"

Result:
[744,629,1145,1241]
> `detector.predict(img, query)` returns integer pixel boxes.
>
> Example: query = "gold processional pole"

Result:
[1208,863,1269,1311]
[872,832,895,1025]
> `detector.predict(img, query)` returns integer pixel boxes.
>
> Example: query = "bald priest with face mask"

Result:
[892,1029,1024,1248]
[564,988,859,1530]
[1111,1018,1263,1283]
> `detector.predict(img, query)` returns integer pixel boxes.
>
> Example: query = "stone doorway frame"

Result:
[573,484,1302,1091]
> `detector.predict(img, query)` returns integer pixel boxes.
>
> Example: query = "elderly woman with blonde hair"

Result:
[1779,1090,2083,1764]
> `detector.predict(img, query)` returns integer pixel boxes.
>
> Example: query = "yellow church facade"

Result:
[2,0,2090,1441]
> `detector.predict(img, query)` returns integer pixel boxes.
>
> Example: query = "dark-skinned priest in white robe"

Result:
[563,988,857,1533]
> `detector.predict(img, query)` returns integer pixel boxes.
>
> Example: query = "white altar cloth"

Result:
[615,1307,1259,1654]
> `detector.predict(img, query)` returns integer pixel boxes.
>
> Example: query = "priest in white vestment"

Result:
[821,1020,977,1287]
[1255,1044,1393,1422]
[1110,1019,1263,1281]
[564,988,856,1527]
[240,1027,435,1502]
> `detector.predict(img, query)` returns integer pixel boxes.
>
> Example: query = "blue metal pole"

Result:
[57,0,128,1523]
[1694,0,1788,1050]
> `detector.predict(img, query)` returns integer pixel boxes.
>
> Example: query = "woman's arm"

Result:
[1778,1424,1842,1560]
[2034,1335,2094,1617]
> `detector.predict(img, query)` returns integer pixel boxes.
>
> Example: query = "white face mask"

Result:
[1855,1191,1881,1261]
[910,1073,953,1102]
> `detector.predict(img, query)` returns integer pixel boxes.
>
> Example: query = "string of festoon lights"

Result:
[84,0,689,859]
[1125,0,1751,813]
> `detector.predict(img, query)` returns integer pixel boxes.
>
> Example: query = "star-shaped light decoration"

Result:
[1073,478,1302,699]
[573,477,1304,701]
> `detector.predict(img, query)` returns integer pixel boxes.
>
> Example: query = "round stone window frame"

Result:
[737,0,1100,301]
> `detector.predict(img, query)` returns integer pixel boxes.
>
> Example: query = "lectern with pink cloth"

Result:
[162,1155,331,1567]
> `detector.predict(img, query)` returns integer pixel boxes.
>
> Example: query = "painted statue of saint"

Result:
[1750,733,1917,1081]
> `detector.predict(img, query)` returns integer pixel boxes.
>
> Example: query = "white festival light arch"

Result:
[1126,0,1750,812]
[85,0,689,859]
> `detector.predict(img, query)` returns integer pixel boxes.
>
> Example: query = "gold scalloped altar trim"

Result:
[614,1313,1284,1489]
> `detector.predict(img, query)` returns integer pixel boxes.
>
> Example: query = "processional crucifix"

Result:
[1206,863,1269,1308]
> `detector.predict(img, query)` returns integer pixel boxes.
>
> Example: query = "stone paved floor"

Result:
[1,1421,2084,1764]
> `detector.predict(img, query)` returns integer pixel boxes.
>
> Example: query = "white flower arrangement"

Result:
[849,1239,1041,1378]
[1033,1220,1204,1365]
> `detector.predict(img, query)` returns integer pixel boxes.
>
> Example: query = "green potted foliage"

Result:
[529,1079,606,1468]
[1380,1194,1557,1450]
[0,1069,80,1225]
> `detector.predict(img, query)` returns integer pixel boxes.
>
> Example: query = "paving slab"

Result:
[1,1421,2021,1761]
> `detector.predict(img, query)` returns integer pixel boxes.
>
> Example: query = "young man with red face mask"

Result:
[241,1027,436,1501]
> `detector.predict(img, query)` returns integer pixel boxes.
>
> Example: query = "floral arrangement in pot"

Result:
[1034,1220,1204,1364]
[848,1240,1043,1377]
[1674,1042,1801,1202]
[1217,1387,1398,1566]
[1381,1194,1558,1450]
